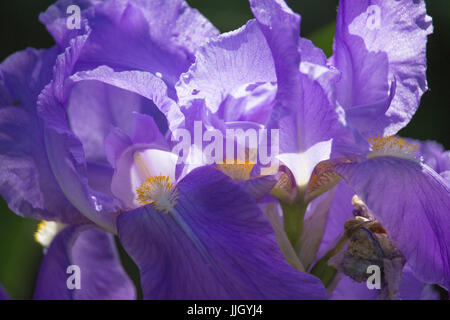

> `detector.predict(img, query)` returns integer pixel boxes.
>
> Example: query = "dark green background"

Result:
[0,0,448,299]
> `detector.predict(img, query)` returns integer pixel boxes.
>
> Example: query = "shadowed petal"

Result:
[118,166,327,299]
[70,66,184,133]
[314,182,355,262]
[33,225,135,300]
[239,173,279,202]
[0,48,87,224]
[37,36,121,232]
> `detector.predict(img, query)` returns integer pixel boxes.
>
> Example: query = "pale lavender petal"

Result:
[332,0,433,136]
[217,81,277,125]
[176,19,276,114]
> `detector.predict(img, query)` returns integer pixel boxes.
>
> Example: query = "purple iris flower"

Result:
[0,0,329,299]
[263,0,448,299]
[0,0,448,300]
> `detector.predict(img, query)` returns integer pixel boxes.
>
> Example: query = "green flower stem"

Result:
[310,235,348,287]
[282,201,307,251]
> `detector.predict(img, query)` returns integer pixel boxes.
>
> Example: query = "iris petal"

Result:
[33,225,135,300]
[118,166,327,299]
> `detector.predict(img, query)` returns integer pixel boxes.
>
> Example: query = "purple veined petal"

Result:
[40,0,219,88]
[249,0,300,97]
[104,112,168,168]
[38,0,94,48]
[0,47,88,224]
[331,30,390,120]
[38,38,184,231]
[299,186,338,270]
[38,38,123,232]
[344,80,396,138]
[111,145,178,209]
[314,182,355,263]
[331,0,433,136]
[118,166,327,299]
[298,38,327,66]
[104,127,132,168]
[398,265,440,300]
[33,224,136,300]
[176,19,276,114]
[66,79,168,164]
[0,284,9,300]
[69,66,184,133]
[250,0,348,191]
[129,112,167,146]
[86,162,115,197]
[217,81,277,125]
[239,173,280,202]
[334,157,450,290]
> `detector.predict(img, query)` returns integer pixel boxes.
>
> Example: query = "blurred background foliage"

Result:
[0,0,448,299]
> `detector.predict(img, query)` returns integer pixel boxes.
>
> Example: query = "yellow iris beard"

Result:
[136,176,178,213]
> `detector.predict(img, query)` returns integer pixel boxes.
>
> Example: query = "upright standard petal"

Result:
[250,0,345,191]
[0,48,87,224]
[176,19,276,114]
[33,225,135,300]
[334,157,450,290]
[40,0,219,87]
[332,0,433,136]
[118,166,327,299]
